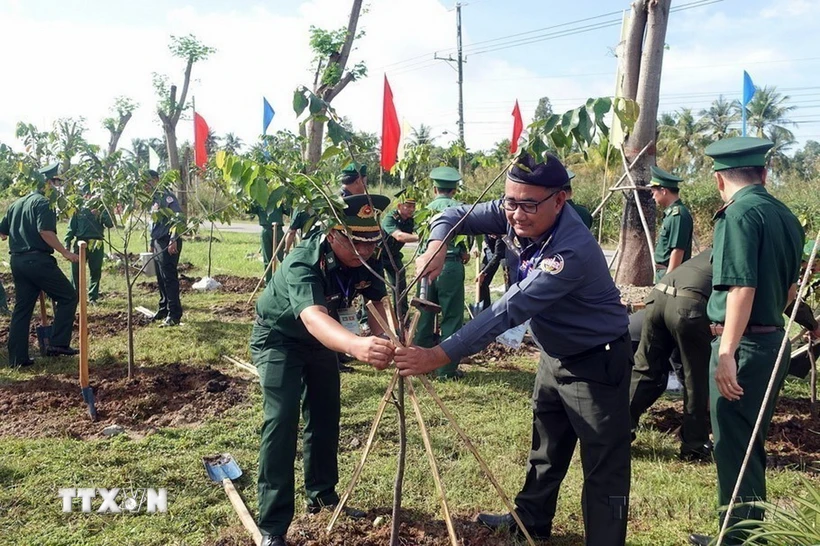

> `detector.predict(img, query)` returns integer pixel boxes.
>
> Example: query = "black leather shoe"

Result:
[158,317,180,328]
[307,503,366,518]
[14,359,36,367]
[680,440,713,462]
[689,533,713,546]
[46,345,79,356]
[260,535,287,546]
[476,512,551,540]
[150,312,168,322]
[435,369,465,381]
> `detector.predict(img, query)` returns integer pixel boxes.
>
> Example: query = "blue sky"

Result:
[0,0,817,154]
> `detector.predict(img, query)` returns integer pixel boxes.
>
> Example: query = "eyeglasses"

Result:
[502,191,561,214]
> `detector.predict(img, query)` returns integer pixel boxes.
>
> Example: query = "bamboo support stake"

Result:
[591,140,653,218]
[271,222,279,273]
[619,144,657,278]
[406,378,458,546]
[221,355,259,377]
[416,375,536,546]
[78,242,89,388]
[327,369,401,533]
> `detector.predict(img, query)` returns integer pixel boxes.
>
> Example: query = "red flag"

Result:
[381,75,401,171]
[194,112,209,169]
[510,100,523,154]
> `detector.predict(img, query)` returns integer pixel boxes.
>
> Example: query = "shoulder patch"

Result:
[671,206,680,216]
[166,196,174,204]
[539,254,564,275]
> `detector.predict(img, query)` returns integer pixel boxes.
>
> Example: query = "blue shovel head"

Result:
[203,453,243,482]
[81,386,98,421]
[36,325,52,356]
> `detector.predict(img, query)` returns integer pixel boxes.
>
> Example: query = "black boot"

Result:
[688,534,713,546]
[260,536,287,546]
[476,512,551,540]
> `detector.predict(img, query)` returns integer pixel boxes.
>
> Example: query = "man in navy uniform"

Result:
[146,170,184,327]
[395,153,632,546]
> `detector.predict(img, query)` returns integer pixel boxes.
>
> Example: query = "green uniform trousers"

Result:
[629,290,711,453]
[261,227,285,285]
[252,326,341,537]
[71,241,105,302]
[515,336,633,546]
[8,252,77,365]
[415,257,465,378]
[710,331,788,545]
[384,258,408,320]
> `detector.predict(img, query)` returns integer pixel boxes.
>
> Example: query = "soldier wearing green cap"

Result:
[415,166,470,380]
[649,165,693,281]
[252,194,395,546]
[381,190,418,318]
[65,195,114,303]
[0,163,79,366]
[688,137,805,546]
[563,169,593,230]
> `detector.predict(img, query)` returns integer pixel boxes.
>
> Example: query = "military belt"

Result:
[654,283,706,302]
[11,249,48,256]
[709,324,782,336]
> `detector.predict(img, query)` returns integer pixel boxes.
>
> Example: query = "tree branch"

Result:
[172,59,194,125]
[336,0,363,80]
[324,72,356,103]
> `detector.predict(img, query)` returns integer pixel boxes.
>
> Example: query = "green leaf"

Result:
[266,185,287,211]
[229,161,244,181]
[550,129,569,149]
[293,90,309,116]
[561,107,582,135]
[592,97,612,120]
[215,150,227,170]
[308,94,324,115]
[542,114,561,134]
[248,176,268,206]
[575,108,594,145]
[326,120,348,145]
[614,98,640,132]
[321,145,343,161]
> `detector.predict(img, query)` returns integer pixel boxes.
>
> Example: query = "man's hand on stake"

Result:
[416,240,447,281]
[351,336,395,370]
[168,240,178,255]
[395,345,449,376]
[715,352,744,401]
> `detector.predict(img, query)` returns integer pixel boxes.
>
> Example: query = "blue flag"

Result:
[263,97,275,135]
[742,71,755,106]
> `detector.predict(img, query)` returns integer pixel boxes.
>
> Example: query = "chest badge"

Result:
[354,280,371,290]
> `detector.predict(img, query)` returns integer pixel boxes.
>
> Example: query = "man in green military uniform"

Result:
[0,163,79,366]
[564,169,593,229]
[252,194,395,546]
[251,200,287,284]
[381,191,418,318]
[415,166,469,380]
[689,138,804,546]
[650,166,693,281]
[65,193,114,303]
[629,249,714,461]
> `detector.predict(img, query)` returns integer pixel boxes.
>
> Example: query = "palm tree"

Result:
[51,117,89,173]
[657,108,705,173]
[698,95,740,142]
[222,133,244,154]
[410,124,434,146]
[743,85,797,140]
[766,125,796,179]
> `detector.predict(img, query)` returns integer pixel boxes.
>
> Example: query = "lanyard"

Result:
[516,234,554,283]
[335,273,354,307]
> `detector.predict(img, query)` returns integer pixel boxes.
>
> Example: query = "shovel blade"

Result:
[36,325,52,356]
[81,386,98,421]
[203,453,243,482]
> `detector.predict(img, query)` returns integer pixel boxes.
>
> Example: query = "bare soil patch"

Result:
[0,363,253,440]
[138,274,257,294]
[645,397,820,471]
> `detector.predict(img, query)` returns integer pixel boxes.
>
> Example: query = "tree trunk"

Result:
[390,379,407,546]
[615,0,671,286]
[106,113,132,156]
[306,118,326,171]
[123,249,135,380]
[163,124,188,212]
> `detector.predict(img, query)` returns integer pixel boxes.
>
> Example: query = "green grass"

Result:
[0,227,818,545]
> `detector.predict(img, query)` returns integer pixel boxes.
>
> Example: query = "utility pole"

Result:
[435,2,466,175]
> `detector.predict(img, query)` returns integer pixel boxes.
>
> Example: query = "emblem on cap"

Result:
[539,254,564,275]
[357,204,375,219]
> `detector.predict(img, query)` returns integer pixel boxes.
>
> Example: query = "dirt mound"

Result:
[467,342,539,369]
[137,275,256,294]
[210,301,255,321]
[206,510,519,546]
[0,363,253,440]
[74,311,152,337]
[644,396,820,471]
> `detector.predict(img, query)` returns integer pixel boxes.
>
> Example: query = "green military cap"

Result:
[649,165,683,189]
[704,136,773,172]
[39,162,63,181]
[430,166,461,189]
[563,168,576,190]
[333,194,390,241]
[340,162,367,185]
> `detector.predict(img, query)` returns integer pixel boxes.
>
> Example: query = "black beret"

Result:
[508,153,569,189]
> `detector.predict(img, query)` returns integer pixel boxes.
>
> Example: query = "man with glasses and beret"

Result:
[0,163,79,366]
[252,194,395,546]
[395,153,632,546]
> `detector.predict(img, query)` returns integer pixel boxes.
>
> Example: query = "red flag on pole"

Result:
[194,112,209,169]
[381,75,401,171]
[510,100,523,154]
